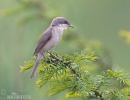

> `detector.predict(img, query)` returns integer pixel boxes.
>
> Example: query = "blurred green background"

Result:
[0,0,130,100]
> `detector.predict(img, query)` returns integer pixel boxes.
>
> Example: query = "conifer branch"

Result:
[20,50,130,100]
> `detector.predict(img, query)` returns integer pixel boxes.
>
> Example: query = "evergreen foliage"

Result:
[21,49,130,100]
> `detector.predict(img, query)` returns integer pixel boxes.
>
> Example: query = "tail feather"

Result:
[30,53,43,78]
[30,59,40,78]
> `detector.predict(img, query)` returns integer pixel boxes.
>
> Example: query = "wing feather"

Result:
[34,27,52,55]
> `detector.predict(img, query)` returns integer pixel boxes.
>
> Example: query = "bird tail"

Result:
[30,53,43,78]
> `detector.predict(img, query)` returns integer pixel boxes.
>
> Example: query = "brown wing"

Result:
[34,27,52,55]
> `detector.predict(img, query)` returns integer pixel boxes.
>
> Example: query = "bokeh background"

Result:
[0,0,130,100]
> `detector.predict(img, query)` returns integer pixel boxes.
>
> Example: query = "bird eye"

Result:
[64,21,68,24]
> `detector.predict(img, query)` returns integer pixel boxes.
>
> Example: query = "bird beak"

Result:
[69,24,74,28]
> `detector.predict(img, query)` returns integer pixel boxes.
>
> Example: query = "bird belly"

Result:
[41,36,60,52]
[41,27,64,52]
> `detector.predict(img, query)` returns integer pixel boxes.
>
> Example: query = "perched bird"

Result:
[30,17,74,78]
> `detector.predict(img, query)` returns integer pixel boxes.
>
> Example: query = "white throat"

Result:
[58,24,68,31]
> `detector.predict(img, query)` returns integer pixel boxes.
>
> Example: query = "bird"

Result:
[30,17,74,78]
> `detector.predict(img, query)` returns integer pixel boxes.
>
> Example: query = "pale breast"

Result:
[41,27,64,52]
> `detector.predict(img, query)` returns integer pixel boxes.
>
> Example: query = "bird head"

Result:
[51,17,74,29]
